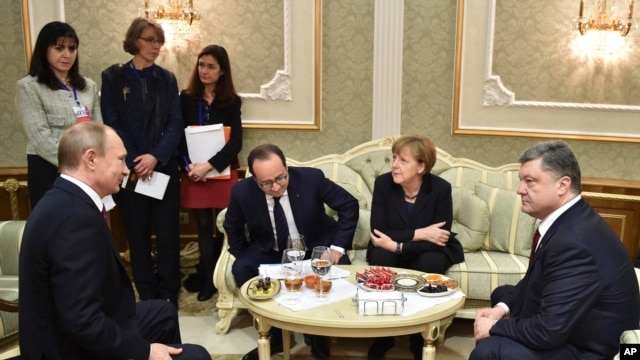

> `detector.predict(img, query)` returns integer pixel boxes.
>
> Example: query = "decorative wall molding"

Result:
[239,0,321,129]
[240,0,292,102]
[453,0,640,143]
[481,0,640,113]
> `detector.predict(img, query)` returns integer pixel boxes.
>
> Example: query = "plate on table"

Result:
[420,273,459,290]
[356,278,395,292]
[391,273,426,292]
[246,278,281,300]
[417,284,458,297]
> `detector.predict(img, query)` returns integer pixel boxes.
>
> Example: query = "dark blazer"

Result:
[491,198,640,359]
[178,92,242,172]
[368,172,464,264]
[101,62,183,169]
[224,166,359,256]
[19,178,150,360]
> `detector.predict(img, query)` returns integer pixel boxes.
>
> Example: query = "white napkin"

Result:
[273,278,355,311]
[259,260,351,280]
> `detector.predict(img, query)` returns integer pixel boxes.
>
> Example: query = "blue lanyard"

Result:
[129,62,155,79]
[198,100,211,126]
[57,80,80,106]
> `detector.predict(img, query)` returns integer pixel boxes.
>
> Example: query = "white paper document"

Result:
[121,171,170,200]
[184,124,230,179]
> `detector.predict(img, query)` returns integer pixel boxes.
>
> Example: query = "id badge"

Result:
[73,105,92,123]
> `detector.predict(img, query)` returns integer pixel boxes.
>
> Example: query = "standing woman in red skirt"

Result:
[179,45,243,301]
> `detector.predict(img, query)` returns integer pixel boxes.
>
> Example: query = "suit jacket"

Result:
[19,177,150,360]
[224,166,359,257]
[368,172,464,264]
[491,198,640,359]
[101,62,182,169]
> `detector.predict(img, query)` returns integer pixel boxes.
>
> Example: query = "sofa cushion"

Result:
[314,162,373,211]
[474,182,537,257]
[437,167,521,192]
[451,187,490,252]
[446,251,528,301]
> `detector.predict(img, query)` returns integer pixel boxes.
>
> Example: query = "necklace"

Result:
[404,192,418,200]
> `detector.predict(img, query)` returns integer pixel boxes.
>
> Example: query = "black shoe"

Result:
[183,272,203,293]
[241,342,284,360]
[309,335,330,360]
[197,282,217,301]
[368,337,394,360]
[303,334,312,346]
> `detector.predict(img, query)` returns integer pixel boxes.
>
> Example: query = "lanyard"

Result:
[57,80,80,106]
[198,100,211,126]
[129,62,155,79]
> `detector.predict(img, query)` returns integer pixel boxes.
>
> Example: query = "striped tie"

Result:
[273,197,289,250]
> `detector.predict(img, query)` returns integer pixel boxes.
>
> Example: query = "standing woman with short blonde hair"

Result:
[101,17,183,307]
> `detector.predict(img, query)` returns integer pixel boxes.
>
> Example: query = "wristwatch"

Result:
[395,242,402,254]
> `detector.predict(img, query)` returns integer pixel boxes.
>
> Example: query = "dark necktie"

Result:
[273,196,289,250]
[102,206,110,228]
[529,228,541,259]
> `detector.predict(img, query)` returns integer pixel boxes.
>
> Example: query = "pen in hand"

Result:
[183,156,197,180]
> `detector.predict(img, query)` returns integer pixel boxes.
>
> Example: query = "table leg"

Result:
[253,316,272,360]
[283,329,291,360]
[257,335,270,360]
[421,321,440,360]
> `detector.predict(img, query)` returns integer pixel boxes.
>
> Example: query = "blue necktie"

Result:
[273,196,289,250]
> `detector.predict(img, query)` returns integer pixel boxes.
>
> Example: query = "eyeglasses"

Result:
[256,174,288,188]
[138,37,164,46]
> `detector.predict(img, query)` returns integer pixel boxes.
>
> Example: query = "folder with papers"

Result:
[184,124,231,179]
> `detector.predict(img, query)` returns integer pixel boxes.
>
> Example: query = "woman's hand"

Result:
[188,162,214,182]
[133,154,158,179]
[414,221,450,246]
[370,229,397,252]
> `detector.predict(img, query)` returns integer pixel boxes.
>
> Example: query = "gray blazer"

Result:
[15,75,102,166]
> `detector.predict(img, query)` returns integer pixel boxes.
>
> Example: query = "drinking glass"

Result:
[281,248,305,304]
[310,246,332,302]
[287,234,306,252]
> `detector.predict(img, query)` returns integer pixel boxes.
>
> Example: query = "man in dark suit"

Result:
[19,122,211,360]
[471,140,640,360]
[224,143,359,360]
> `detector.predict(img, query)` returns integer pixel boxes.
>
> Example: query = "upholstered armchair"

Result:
[0,221,24,348]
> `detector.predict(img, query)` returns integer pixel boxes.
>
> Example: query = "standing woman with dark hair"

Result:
[101,18,183,307]
[180,45,243,301]
[16,21,102,208]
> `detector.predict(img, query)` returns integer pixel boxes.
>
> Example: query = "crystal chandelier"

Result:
[573,0,637,37]
[139,0,200,49]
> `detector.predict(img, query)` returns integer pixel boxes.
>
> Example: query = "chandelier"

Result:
[573,0,637,37]
[139,0,200,49]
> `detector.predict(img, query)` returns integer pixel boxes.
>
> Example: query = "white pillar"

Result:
[372,0,404,140]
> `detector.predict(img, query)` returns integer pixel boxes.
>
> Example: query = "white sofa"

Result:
[212,136,537,334]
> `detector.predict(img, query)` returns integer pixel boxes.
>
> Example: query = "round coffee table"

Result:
[238,264,465,360]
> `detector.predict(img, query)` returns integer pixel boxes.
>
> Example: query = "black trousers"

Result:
[116,158,181,301]
[136,300,211,359]
[27,154,59,209]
